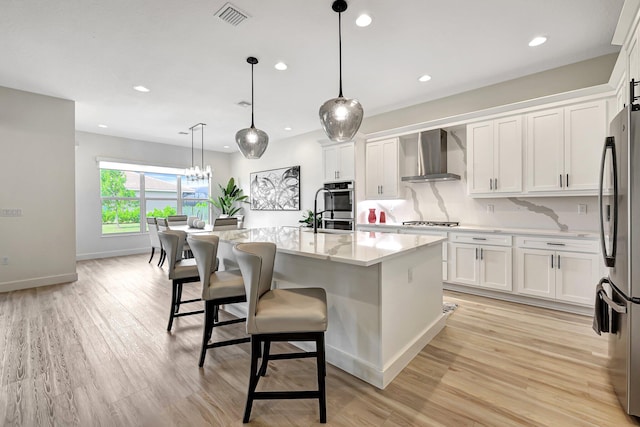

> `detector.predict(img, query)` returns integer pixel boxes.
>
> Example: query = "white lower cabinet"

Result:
[449,233,512,292]
[515,237,600,306]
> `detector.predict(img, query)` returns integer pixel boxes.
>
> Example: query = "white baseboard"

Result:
[76,247,148,261]
[444,283,593,316]
[0,272,78,293]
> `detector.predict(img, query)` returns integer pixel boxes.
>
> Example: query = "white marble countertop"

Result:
[357,223,599,239]
[203,226,445,266]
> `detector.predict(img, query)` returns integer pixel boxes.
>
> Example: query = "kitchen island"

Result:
[208,226,446,389]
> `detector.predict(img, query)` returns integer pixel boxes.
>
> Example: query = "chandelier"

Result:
[185,123,212,181]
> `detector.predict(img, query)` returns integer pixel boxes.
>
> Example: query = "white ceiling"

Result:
[0,0,625,153]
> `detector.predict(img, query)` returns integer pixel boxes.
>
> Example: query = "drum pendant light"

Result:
[319,0,364,143]
[236,57,269,159]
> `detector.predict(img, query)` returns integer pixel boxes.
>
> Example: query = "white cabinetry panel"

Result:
[526,101,606,194]
[467,116,522,195]
[526,108,564,192]
[323,142,354,182]
[365,138,399,199]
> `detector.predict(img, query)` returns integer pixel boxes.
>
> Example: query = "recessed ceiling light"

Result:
[237,100,251,108]
[275,62,288,71]
[178,131,189,135]
[133,85,150,92]
[284,127,292,131]
[356,14,372,27]
[528,36,547,47]
[223,145,230,149]
[418,74,432,82]
[98,124,108,128]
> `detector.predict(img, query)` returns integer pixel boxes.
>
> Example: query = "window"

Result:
[99,161,210,235]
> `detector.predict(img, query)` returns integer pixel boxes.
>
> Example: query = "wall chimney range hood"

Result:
[401,129,460,182]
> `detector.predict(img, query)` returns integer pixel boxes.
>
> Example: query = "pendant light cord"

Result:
[251,63,255,128]
[191,126,194,168]
[338,11,343,98]
[200,123,205,169]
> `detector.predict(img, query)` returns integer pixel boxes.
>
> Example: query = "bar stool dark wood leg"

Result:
[243,336,262,423]
[259,340,271,376]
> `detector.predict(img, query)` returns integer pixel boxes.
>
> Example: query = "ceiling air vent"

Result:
[215,3,250,26]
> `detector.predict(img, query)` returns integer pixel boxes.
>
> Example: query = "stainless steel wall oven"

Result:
[323,181,354,231]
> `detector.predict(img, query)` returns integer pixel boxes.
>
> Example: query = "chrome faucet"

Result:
[313,188,334,234]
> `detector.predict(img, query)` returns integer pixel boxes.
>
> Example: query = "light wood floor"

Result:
[1,254,638,426]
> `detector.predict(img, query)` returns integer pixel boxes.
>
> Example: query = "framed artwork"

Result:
[250,165,300,211]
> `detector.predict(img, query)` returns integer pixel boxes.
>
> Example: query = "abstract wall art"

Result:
[250,165,300,211]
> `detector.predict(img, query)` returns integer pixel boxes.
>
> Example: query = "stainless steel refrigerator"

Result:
[598,103,640,417]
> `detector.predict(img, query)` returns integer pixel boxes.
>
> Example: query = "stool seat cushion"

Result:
[253,288,327,334]
[170,258,199,280]
[203,269,245,300]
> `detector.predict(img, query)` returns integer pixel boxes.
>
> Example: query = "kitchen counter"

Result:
[208,226,445,266]
[357,223,599,238]
[207,226,446,389]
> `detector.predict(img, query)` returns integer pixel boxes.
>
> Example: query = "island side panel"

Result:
[379,242,445,388]
[272,253,384,386]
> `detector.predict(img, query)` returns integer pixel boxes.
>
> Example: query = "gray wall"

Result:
[0,86,77,292]
[361,54,617,134]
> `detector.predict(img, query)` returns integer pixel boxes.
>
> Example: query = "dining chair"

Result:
[213,217,238,230]
[146,217,164,266]
[157,217,170,231]
[233,242,328,423]
[167,214,188,226]
[188,234,250,366]
[158,230,206,331]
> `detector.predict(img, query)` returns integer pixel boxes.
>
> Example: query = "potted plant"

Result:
[299,209,321,228]
[209,177,249,217]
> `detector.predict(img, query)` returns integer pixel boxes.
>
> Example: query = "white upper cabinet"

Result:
[323,142,354,182]
[526,108,565,192]
[365,138,399,199]
[467,116,522,195]
[526,100,606,194]
[564,101,607,190]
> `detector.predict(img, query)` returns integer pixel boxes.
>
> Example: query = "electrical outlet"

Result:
[486,204,494,213]
[578,204,587,215]
[0,208,22,217]
[1,257,8,265]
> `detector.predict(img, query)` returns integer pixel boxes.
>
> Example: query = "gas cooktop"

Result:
[402,220,459,227]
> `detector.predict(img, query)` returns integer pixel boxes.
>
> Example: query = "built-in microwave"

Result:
[323,181,354,230]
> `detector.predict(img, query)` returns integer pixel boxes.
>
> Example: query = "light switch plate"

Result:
[486,204,494,213]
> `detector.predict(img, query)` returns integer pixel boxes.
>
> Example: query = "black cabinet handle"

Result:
[546,242,565,246]
[566,174,569,188]
[557,254,561,269]
[550,254,554,269]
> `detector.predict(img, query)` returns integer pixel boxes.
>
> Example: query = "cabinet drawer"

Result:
[515,236,599,253]
[449,233,512,247]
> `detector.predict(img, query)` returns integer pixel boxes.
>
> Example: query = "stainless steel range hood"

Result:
[401,129,460,182]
